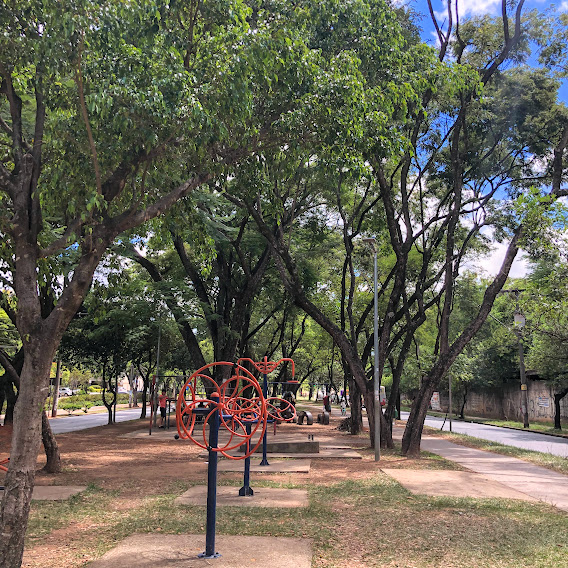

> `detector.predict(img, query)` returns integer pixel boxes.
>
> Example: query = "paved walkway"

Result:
[393,426,568,512]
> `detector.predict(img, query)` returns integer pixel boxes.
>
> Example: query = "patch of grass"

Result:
[25,468,568,568]
[483,419,566,436]
[425,427,568,475]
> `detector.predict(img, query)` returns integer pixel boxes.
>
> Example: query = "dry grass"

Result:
[13,416,568,568]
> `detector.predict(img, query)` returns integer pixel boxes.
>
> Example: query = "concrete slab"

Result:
[382,469,538,502]
[419,436,568,512]
[174,486,308,508]
[239,440,319,453]
[87,534,312,568]
[217,459,311,473]
[266,448,362,459]
[120,428,181,440]
[0,485,87,501]
[199,448,361,460]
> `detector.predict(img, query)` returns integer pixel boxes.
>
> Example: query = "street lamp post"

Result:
[514,312,529,428]
[363,237,380,461]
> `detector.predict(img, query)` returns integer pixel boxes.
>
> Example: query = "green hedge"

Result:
[49,392,136,412]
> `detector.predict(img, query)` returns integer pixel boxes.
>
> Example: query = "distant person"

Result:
[158,390,167,428]
[323,394,331,413]
[340,399,346,416]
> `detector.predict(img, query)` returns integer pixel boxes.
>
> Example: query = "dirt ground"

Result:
[0,411,453,568]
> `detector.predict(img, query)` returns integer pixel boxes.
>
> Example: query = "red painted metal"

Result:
[237,356,295,378]
[175,362,267,460]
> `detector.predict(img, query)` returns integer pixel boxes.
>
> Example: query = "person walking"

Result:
[158,390,167,428]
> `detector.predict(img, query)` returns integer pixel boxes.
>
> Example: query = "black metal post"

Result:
[239,421,254,496]
[200,394,221,559]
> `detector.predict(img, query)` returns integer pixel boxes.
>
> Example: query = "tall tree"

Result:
[0,1,356,564]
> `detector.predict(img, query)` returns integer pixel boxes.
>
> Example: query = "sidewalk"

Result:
[393,425,568,512]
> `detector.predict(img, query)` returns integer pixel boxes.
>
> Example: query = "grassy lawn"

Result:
[424,426,568,475]
[482,419,566,436]
[24,445,567,568]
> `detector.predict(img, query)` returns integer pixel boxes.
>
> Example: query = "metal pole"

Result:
[517,330,529,428]
[448,372,452,433]
[200,394,221,559]
[239,421,254,496]
[51,358,61,418]
[372,245,380,461]
[153,322,161,428]
[260,368,270,466]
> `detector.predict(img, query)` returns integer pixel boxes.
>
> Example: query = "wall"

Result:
[443,379,568,422]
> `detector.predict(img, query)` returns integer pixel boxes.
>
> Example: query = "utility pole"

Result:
[502,289,529,428]
[363,237,381,461]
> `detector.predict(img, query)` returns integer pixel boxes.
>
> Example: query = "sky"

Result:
[399,0,565,279]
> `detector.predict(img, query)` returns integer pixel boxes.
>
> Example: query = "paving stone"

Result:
[174,486,308,508]
[87,534,312,568]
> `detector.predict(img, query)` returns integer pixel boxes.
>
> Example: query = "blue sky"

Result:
[405,1,568,100]
[406,0,564,27]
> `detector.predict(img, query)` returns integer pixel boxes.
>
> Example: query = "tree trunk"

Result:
[401,378,437,456]
[460,385,468,420]
[141,383,148,419]
[0,348,53,568]
[41,411,61,473]
[348,377,363,435]
[553,388,568,430]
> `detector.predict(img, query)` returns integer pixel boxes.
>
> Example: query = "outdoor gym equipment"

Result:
[238,394,297,496]
[237,357,295,466]
[296,411,313,425]
[175,361,267,559]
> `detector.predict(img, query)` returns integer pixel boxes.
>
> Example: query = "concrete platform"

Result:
[88,534,312,568]
[120,428,181,440]
[239,440,319,453]
[199,447,361,460]
[419,435,568,511]
[174,486,308,508]
[265,447,361,459]
[0,485,87,501]
[382,469,538,502]
[217,459,311,473]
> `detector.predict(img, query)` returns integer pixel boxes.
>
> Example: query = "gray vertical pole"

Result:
[448,372,452,433]
[373,247,380,462]
[518,331,529,428]
[51,358,62,418]
[153,322,161,428]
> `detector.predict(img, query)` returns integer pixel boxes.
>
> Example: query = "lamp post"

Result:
[363,237,380,461]
[514,311,529,428]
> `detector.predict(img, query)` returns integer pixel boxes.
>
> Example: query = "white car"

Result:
[58,387,73,397]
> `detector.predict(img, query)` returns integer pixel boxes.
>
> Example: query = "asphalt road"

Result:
[401,411,568,458]
[48,407,144,434]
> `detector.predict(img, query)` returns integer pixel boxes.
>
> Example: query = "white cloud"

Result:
[474,240,529,279]
[425,0,501,17]
[560,1,568,12]
[456,0,501,16]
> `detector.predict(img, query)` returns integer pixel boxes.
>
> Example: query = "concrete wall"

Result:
[440,380,568,423]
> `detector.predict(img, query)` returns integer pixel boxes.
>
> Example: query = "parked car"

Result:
[58,387,73,397]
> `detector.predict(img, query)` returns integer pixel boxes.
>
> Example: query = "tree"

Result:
[525,257,568,429]
[1,1,353,564]
[399,0,568,455]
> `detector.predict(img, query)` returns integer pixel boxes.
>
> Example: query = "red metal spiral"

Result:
[175,362,267,460]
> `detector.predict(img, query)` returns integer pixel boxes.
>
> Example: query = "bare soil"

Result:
[0,412,456,568]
